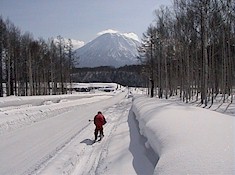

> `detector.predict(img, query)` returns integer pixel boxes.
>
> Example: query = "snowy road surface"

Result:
[0,90,156,175]
[2,87,232,175]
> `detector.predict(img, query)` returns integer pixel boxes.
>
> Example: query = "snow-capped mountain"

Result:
[74,32,140,68]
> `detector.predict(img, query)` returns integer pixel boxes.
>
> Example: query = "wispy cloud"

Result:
[97,29,140,42]
[97,29,119,36]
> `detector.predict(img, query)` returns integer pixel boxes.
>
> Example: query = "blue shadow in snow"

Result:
[80,139,94,145]
[128,108,159,175]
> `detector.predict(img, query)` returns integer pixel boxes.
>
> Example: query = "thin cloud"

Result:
[97,29,119,36]
[97,29,140,42]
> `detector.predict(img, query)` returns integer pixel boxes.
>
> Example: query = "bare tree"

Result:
[0,17,6,97]
[140,0,235,107]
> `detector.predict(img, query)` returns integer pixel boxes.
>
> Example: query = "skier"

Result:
[94,111,106,142]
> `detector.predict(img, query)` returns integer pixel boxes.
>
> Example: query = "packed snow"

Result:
[0,84,234,175]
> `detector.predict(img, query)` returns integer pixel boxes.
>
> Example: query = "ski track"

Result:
[94,100,132,175]
[38,98,132,175]
[29,122,91,175]
[35,123,93,175]
[75,99,132,175]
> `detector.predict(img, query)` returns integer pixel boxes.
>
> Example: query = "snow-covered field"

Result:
[0,85,234,175]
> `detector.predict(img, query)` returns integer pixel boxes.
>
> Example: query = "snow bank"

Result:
[0,93,115,134]
[0,93,111,108]
[132,95,235,175]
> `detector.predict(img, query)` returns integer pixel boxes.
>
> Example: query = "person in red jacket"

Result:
[94,111,106,141]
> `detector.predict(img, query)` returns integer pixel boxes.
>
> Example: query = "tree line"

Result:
[139,0,235,107]
[72,65,146,87]
[0,17,76,97]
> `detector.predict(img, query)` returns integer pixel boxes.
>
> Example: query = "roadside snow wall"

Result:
[132,95,234,175]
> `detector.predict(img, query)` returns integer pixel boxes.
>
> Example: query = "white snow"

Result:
[0,85,234,175]
[132,95,234,174]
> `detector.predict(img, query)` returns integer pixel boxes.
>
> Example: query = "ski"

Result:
[92,135,104,144]
[98,134,104,141]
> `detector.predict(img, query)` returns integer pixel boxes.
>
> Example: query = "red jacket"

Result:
[94,114,106,130]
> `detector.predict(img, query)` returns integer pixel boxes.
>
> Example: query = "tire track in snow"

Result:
[26,122,92,175]
[38,121,96,175]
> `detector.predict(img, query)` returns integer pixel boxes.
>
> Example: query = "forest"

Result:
[72,65,146,87]
[0,17,76,96]
[139,0,234,106]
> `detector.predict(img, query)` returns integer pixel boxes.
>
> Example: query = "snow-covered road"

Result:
[0,90,156,175]
[2,87,232,175]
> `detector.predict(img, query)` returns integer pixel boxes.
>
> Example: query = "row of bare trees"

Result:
[139,0,235,106]
[0,17,77,97]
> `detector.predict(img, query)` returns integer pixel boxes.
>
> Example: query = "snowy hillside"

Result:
[0,85,234,175]
[74,32,140,68]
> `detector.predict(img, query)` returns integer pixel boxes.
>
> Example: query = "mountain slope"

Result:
[74,33,140,68]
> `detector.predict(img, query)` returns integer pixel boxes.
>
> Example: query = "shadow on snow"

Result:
[80,139,94,145]
[128,108,159,175]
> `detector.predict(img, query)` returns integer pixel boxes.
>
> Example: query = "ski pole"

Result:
[88,119,94,122]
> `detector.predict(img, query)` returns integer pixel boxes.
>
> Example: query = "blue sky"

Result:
[0,0,172,46]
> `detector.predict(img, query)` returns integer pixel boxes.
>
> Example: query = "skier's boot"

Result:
[99,130,104,141]
[94,130,98,143]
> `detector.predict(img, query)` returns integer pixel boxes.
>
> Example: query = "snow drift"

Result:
[132,95,235,174]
